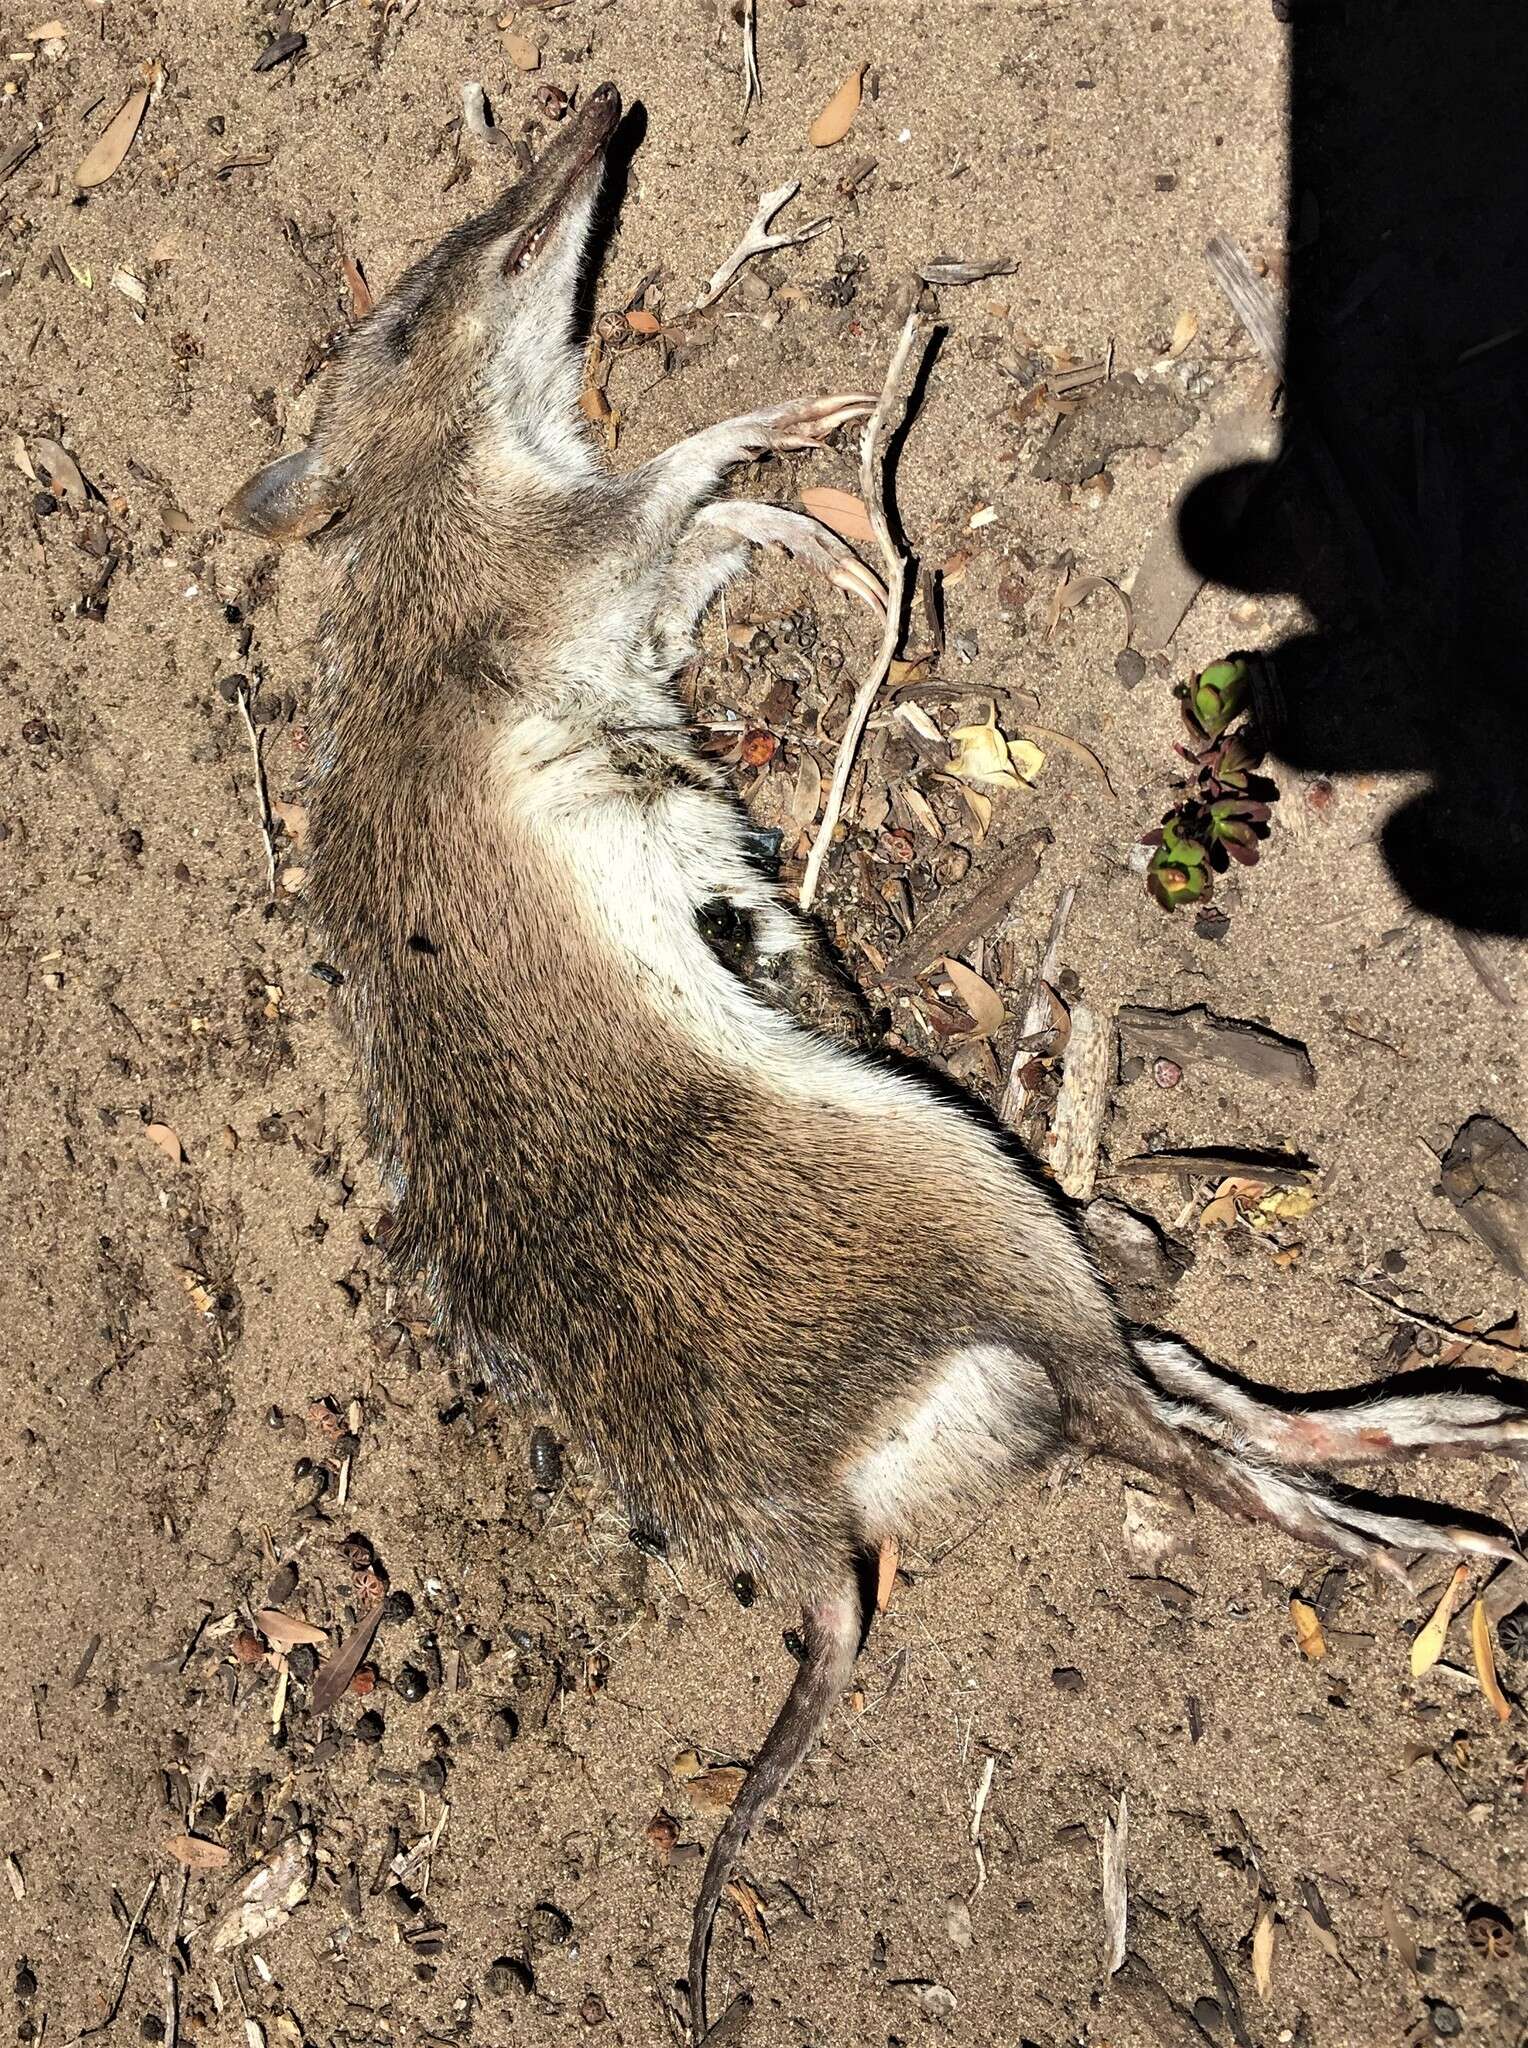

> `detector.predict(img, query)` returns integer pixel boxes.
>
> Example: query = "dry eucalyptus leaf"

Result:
[625,309,661,335]
[919,256,1018,287]
[255,1609,329,1651]
[341,256,373,321]
[875,1535,899,1613]
[165,1834,231,1872]
[1470,1598,1512,1722]
[1410,1564,1469,1677]
[800,485,874,545]
[949,703,1035,790]
[1019,725,1113,798]
[808,62,865,147]
[1252,1905,1277,1998]
[75,85,149,189]
[939,957,1006,1038]
[270,799,308,845]
[789,750,822,832]
[1289,1596,1326,1660]
[1044,571,1133,652]
[145,1122,185,1166]
[31,435,86,508]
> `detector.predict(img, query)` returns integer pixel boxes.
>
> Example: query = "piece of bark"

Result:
[1051,1004,1111,1200]
[1130,409,1282,650]
[1032,377,1198,485]
[1116,1004,1314,1089]
[1439,1115,1528,1282]
[1116,1146,1316,1188]
[876,829,1050,986]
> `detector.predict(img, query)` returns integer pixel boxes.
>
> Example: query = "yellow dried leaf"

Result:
[939,957,1006,1038]
[949,703,1029,790]
[1009,738,1045,783]
[75,85,148,189]
[1470,1599,1512,1722]
[145,1122,185,1166]
[1252,1904,1277,1998]
[1261,1186,1317,1221]
[1410,1563,1469,1676]
[808,62,865,147]
[1289,1596,1326,1661]
[799,485,874,545]
[789,750,823,832]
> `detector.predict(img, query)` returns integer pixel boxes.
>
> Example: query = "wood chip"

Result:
[1289,1596,1326,1660]
[74,85,148,189]
[1251,1904,1276,1998]
[1116,1004,1314,1088]
[1101,1790,1128,1976]
[1051,1004,1110,1201]
[875,1535,899,1613]
[207,1832,314,1954]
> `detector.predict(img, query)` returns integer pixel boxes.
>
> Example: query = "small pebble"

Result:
[580,1995,608,2025]
[491,1706,520,1749]
[139,2018,164,2044]
[417,1757,448,1795]
[1191,1996,1223,2034]
[384,1588,415,1625]
[15,1967,37,2003]
[1114,648,1146,689]
[287,1644,317,1686]
[32,492,57,519]
[354,1709,385,1745]
[1153,1058,1182,1088]
[1428,2002,1461,2039]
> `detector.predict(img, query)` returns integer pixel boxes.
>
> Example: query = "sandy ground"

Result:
[3,4,1526,2048]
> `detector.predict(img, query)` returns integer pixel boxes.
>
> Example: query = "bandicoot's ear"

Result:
[222,446,348,543]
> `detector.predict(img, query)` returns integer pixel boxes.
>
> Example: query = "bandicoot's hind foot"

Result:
[1136,1336,1528,1468]
[1122,1334,1526,1580]
[723,392,878,455]
[695,499,887,616]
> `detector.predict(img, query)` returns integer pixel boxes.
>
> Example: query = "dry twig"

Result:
[967,1753,997,1900]
[234,681,278,896]
[739,0,760,117]
[999,881,1077,1126]
[800,312,923,911]
[66,1877,159,2046]
[692,182,830,314]
[1342,1278,1522,1356]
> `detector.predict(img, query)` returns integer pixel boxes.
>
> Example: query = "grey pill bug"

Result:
[527,1425,563,1491]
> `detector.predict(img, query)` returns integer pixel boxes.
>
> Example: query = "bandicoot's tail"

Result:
[687,1576,864,2044]
[1098,1330,1528,1575]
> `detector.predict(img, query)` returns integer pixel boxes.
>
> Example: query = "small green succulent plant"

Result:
[1142,657,1277,913]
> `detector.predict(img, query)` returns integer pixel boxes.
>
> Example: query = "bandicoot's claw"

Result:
[695,500,886,617]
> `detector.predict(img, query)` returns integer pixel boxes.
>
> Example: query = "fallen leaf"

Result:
[1198,1175,1268,1230]
[954,782,992,840]
[808,63,865,147]
[311,1600,383,1716]
[145,1122,185,1166]
[1167,309,1200,358]
[875,1535,899,1613]
[686,1767,747,1812]
[341,256,373,321]
[644,1810,679,1867]
[1043,571,1133,652]
[949,702,1037,790]
[1259,1185,1317,1222]
[789,750,822,832]
[1289,1596,1327,1661]
[799,485,874,545]
[1382,1895,1420,1975]
[165,1834,231,1872]
[270,799,308,844]
[1410,1564,1470,1677]
[75,85,149,189]
[899,784,943,841]
[1009,737,1045,783]
[723,1876,771,1953]
[111,268,148,312]
[1017,724,1114,798]
[938,957,1006,1038]
[31,435,87,508]
[1470,1598,1512,1722]
[1252,1904,1277,1998]
[1299,1904,1343,1965]
[624,308,661,335]
[1100,1790,1128,1976]
[255,1609,329,1651]
[670,1747,704,1783]
[503,30,540,70]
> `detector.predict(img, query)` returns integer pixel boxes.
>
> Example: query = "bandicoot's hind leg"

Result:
[1118,1333,1526,1579]
[1134,1334,1528,1466]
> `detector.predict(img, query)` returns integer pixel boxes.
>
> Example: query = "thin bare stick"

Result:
[999,881,1077,1126]
[691,182,830,314]
[1342,1278,1522,1356]
[740,0,760,117]
[234,680,278,897]
[66,1877,159,2047]
[967,1752,996,1901]
[800,312,921,912]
